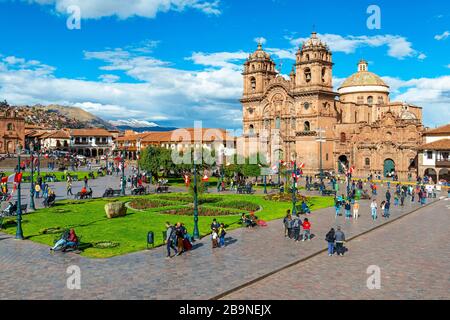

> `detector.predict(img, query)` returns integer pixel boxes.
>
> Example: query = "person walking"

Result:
[325,228,336,256]
[66,177,73,196]
[165,222,177,258]
[283,212,291,238]
[34,183,41,199]
[370,199,378,220]
[175,222,184,256]
[84,176,88,188]
[335,226,346,256]
[335,200,341,218]
[344,201,351,220]
[218,223,226,248]
[292,213,302,242]
[353,201,360,220]
[384,201,391,218]
[211,228,219,249]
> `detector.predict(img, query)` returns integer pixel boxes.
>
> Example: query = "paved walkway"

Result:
[0,188,442,299]
[223,199,450,300]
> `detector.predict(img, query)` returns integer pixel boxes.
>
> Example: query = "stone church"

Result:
[241,32,423,179]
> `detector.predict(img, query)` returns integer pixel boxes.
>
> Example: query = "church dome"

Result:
[249,42,271,61]
[302,32,329,51]
[338,60,389,94]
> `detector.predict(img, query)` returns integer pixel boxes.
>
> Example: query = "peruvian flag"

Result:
[292,172,298,180]
[348,166,355,175]
[6,174,16,183]
[14,173,23,183]
[298,162,305,169]
[184,174,191,187]
[271,164,278,173]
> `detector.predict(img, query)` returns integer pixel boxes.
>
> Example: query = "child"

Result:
[211,228,219,249]
[353,201,360,220]
[302,218,311,241]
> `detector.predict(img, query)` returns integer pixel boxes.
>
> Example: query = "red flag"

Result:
[202,174,209,182]
[298,162,305,169]
[1,177,7,183]
[14,173,23,183]
[184,174,191,187]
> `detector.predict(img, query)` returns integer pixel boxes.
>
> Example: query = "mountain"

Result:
[109,119,177,132]
[15,104,117,130]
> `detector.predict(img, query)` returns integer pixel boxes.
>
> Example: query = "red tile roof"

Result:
[425,124,450,136]
[418,139,450,151]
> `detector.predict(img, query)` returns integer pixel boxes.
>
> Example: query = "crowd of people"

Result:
[165,222,194,258]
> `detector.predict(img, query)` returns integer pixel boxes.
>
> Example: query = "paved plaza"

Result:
[0,177,447,299]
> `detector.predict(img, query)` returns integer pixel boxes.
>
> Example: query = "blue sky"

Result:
[0,0,449,129]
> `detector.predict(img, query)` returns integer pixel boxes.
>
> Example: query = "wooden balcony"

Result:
[436,160,450,168]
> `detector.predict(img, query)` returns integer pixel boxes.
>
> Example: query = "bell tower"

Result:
[294,32,334,92]
[242,42,277,98]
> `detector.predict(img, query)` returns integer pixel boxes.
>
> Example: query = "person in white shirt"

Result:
[370,199,378,220]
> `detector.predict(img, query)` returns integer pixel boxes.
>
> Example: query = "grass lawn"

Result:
[0,193,333,259]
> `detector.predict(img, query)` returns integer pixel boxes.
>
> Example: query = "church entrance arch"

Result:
[439,168,450,183]
[384,159,395,178]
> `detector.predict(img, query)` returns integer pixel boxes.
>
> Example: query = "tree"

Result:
[138,146,174,180]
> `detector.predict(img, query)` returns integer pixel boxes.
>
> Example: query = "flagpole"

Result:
[29,149,36,211]
[16,145,24,240]
[193,159,200,240]
[292,161,297,215]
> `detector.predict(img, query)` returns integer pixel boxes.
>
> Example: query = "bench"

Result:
[131,186,147,195]
[74,190,93,200]
[102,189,122,198]
[322,189,337,196]
[156,186,169,193]
[20,204,28,214]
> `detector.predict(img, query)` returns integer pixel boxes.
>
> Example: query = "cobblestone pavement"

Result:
[0,183,443,299]
[223,199,450,300]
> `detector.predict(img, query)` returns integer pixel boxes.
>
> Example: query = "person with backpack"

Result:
[325,228,336,256]
[335,226,346,256]
[218,223,227,248]
[210,218,220,231]
[344,201,351,220]
[302,218,311,241]
[165,222,177,258]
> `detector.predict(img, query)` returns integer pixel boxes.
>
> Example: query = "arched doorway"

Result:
[424,168,437,183]
[338,155,349,174]
[384,159,395,177]
[7,141,14,154]
[439,168,450,183]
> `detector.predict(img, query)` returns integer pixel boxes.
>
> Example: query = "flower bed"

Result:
[213,200,260,212]
[160,206,239,217]
[154,195,222,205]
[264,193,309,203]
[128,199,177,210]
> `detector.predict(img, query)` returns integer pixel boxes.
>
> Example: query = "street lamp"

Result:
[29,144,36,211]
[291,155,297,215]
[316,128,326,193]
[16,145,24,240]
[192,148,200,240]
[121,142,129,196]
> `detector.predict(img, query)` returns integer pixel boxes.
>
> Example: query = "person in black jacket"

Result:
[325,228,336,256]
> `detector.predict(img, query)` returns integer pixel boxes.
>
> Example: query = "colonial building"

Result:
[69,129,115,157]
[241,32,424,179]
[418,124,450,183]
[0,108,25,154]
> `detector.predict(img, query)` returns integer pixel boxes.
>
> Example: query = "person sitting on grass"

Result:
[241,213,255,228]
[50,229,78,252]
[301,201,311,215]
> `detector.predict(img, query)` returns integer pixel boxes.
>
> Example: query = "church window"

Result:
[7,123,14,131]
[304,102,310,110]
[304,121,310,132]
[304,68,311,83]
[355,111,358,122]
[306,54,310,61]
[326,153,329,161]
[357,96,364,105]
[322,68,326,82]
[367,96,374,105]
[365,158,370,166]
[340,132,346,143]
[249,125,255,136]
[264,119,270,129]
[378,96,384,105]
[250,77,256,92]
[427,151,433,160]
[275,117,281,129]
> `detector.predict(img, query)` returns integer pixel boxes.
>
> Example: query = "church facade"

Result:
[241,32,423,179]
[0,108,26,154]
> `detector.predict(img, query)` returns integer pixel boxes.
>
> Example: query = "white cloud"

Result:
[187,51,248,69]
[289,33,421,60]
[109,119,160,128]
[254,37,267,45]
[99,74,120,83]
[417,53,427,60]
[434,31,450,41]
[23,0,221,19]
